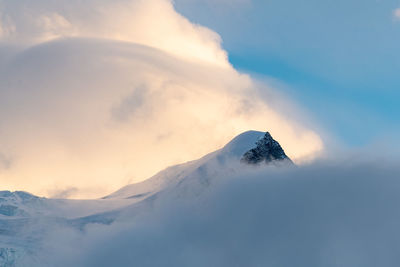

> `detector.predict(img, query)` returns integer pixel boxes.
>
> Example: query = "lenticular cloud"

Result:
[0,0,228,66]
[0,0,323,198]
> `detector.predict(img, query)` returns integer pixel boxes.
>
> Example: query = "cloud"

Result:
[111,85,148,122]
[394,8,400,20]
[0,0,323,198]
[175,0,252,7]
[0,0,228,67]
[47,186,79,199]
[0,152,12,170]
[33,159,400,267]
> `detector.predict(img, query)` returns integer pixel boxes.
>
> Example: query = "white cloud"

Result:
[394,8,400,20]
[0,0,323,198]
[0,0,228,67]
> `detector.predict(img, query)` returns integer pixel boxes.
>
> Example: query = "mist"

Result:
[28,158,400,267]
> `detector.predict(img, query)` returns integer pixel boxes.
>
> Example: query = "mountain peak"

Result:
[241,132,292,165]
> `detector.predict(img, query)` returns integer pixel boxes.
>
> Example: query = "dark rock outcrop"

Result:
[241,132,292,165]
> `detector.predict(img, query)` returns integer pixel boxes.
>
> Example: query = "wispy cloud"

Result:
[393,8,400,20]
[0,152,12,170]
[48,187,79,199]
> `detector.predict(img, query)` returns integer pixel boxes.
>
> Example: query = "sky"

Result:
[1,1,399,264]
[175,0,400,147]
[0,0,397,198]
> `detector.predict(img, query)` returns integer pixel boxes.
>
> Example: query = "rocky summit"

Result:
[241,132,292,165]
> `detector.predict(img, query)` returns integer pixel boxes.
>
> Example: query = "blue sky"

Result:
[175,0,400,147]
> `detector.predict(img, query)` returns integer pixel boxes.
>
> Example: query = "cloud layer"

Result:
[31,160,400,267]
[0,0,323,198]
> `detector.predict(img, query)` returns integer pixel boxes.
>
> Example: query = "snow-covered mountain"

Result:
[1,130,400,267]
[0,130,290,266]
[106,130,280,200]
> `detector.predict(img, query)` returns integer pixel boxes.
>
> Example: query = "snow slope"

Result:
[105,130,267,199]
[0,130,275,266]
